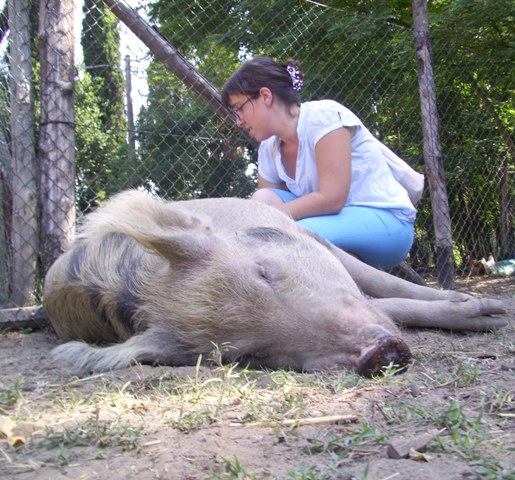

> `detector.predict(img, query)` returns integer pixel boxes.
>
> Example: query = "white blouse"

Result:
[258,99,417,222]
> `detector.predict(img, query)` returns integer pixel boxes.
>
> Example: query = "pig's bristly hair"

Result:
[45,189,507,377]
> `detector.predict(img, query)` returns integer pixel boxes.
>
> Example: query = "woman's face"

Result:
[229,92,274,142]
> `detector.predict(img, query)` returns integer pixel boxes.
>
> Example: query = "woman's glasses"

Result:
[232,97,253,119]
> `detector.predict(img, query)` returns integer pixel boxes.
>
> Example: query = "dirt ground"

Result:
[0,276,513,480]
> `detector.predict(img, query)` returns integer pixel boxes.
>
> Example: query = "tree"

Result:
[139,0,423,199]
[431,0,514,262]
[38,0,76,274]
[9,0,38,305]
[412,0,454,288]
[82,0,126,138]
[77,0,128,211]
[137,60,254,198]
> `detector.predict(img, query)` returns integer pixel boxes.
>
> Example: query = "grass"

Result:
[37,414,142,465]
[2,361,512,478]
[211,456,257,479]
[1,320,514,479]
[0,377,23,408]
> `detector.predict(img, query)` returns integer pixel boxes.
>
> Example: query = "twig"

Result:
[46,373,105,388]
[231,414,358,428]
[0,447,41,472]
[142,440,162,447]
[418,372,435,383]
[435,376,461,388]
[0,446,12,463]
[374,402,392,422]
[380,474,400,480]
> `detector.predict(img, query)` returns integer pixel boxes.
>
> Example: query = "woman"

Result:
[221,56,422,269]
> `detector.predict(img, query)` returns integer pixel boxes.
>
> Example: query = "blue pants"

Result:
[271,189,414,269]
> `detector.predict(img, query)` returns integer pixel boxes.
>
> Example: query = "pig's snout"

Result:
[358,336,412,378]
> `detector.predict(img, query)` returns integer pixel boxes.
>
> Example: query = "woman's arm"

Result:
[275,127,354,220]
[252,176,289,207]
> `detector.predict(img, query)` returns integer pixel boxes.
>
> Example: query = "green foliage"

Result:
[212,456,257,479]
[77,0,129,211]
[424,0,514,262]
[75,72,131,212]
[0,377,23,408]
[84,0,512,263]
[82,0,126,139]
[139,0,425,199]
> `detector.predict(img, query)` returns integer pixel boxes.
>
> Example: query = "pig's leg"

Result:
[319,237,482,300]
[369,298,508,331]
[304,229,507,326]
[329,245,469,300]
[52,326,198,375]
[301,228,467,301]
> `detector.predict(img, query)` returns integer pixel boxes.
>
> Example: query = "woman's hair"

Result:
[221,56,303,107]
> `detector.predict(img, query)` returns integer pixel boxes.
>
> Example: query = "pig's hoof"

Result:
[358,337,412,378]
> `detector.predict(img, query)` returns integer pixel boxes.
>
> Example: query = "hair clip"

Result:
[286,65,303,92]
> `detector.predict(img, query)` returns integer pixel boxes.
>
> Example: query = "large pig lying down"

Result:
[44,190,507,377]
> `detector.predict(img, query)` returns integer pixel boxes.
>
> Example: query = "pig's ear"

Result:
[143,232,215,266]
[126,229,215,266]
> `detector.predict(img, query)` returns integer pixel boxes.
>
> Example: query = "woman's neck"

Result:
[275,103,300,146]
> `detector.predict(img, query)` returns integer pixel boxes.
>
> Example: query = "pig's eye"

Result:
[255,263,272,284]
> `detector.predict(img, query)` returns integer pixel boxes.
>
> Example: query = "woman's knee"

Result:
[251,188,285,206]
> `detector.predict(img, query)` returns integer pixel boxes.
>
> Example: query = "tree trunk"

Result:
[498,153,512,260]
[8,0,38,306]
[467,75,514,260]
[412,0,455,289]
[0,125,11,306]
[38,0,76,273]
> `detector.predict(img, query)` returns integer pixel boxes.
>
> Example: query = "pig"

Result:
[43,190,507,377]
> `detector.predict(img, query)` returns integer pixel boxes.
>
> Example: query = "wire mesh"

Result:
[1,0,513,307]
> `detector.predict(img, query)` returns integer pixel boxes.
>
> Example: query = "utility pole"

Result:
[125,55,136,155]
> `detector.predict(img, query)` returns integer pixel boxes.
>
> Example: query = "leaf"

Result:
[8,436,27,447]
[0,415,15,439]
[409,449,432,462]
[0,415,43,447]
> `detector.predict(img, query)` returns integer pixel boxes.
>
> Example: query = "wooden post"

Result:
[412,0,455,288]
[8,0,38,306]
[38,0,76,273]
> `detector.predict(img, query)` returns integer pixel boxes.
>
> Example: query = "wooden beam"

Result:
[0,306,49,331]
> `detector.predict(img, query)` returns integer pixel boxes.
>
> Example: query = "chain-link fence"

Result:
[1,0,513,308]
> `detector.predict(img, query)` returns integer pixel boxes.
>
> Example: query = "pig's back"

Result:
[175,197,297,234]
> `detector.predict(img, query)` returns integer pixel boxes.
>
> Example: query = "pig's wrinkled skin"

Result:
[43,190,507,377]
